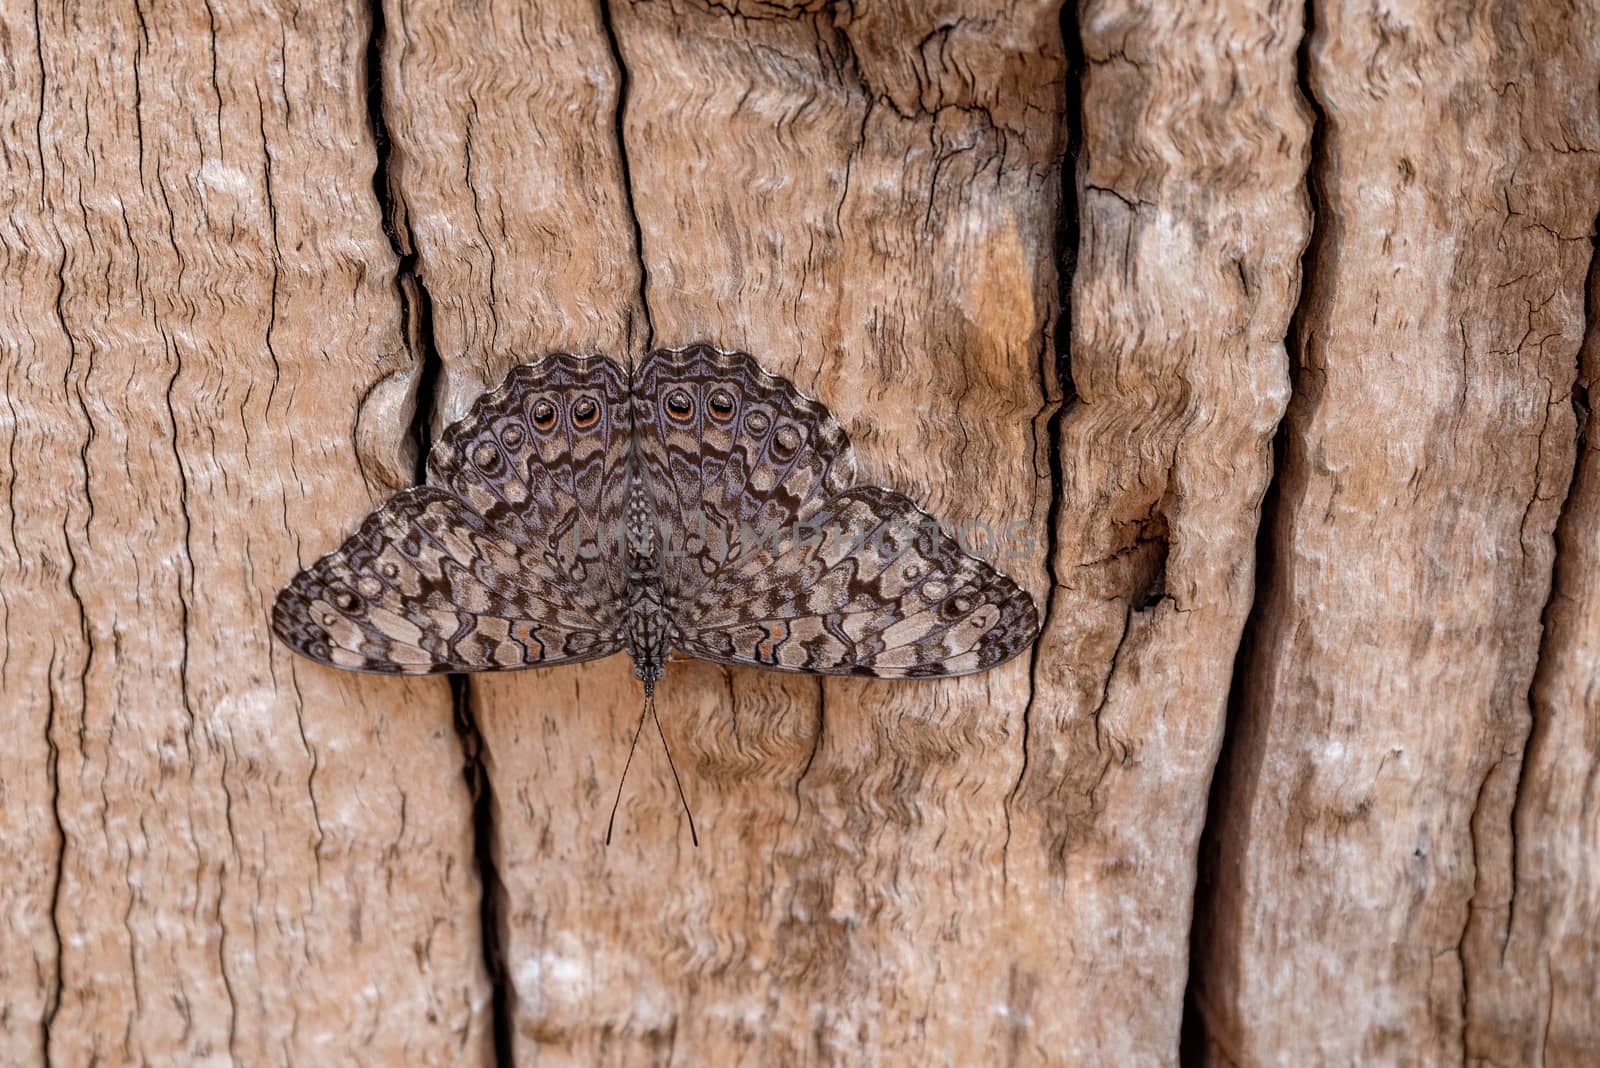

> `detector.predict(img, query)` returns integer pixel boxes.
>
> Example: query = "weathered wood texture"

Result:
[1010,2,1310,1060]
[1195,2,1600,1065]
[1493,238,1600,1064]
[381,0,1069,1061]
[0,1,488,1063]
[5,0,1599,1066]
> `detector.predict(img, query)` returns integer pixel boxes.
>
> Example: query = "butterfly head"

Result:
[633,653,665,698]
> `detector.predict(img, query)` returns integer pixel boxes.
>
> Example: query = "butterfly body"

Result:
[273,345,1039,685]
[621,476,672,693]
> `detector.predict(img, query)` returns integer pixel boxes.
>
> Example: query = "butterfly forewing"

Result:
[631,345,854,592]
[428,353,632,616]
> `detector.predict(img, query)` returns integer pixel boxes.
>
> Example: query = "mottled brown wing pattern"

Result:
[635,345,1039,679]
[427,352,631,622]
[631,344,854,595]
[272,353,628,674]
[673,486,1039,678]
[274,344,1038,683]
[271,487,624,673]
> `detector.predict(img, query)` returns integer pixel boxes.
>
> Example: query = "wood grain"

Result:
[613,2,1061,1061]
[1195,2,1600,1063]
[6,0,1598,1064]
[377,0,648,425]
[382,0,1066,1061]
[0,1,488,1062]
[372,2,647,1063]
[1010,1,1311,1061]
[1486,241,1600,1064]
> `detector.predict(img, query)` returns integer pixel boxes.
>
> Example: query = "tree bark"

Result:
[4,1,1598,1066]
[383,1,1066,1060]
[1194,2,1600,1064]
[1014,1,1311,1061]
[1,1,489,1063]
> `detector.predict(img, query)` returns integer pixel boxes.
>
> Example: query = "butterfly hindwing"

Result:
[271,486,625,673]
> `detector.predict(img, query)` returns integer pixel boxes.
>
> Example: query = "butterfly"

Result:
[273,343,1039,697]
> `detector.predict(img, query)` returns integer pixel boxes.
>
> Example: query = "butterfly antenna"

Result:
[605,691,653,846]
[650,692,700,848]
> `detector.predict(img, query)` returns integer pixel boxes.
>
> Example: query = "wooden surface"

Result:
[0,1,488,1063]
[1193,4,1600,1064]
[1,1,1596,1066]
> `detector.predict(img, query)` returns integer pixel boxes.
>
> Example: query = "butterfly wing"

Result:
[673,486,1039,677]
[634,345,1038,678]
[273,353,630,674]
[631,343,855,592]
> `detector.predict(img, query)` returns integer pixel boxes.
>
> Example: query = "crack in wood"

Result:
[364,2,512,1063]
[43,646,66,1068]
[1180,0,1327,1061]
[1492,201,1600,1060]
[1003,0,1079,887]
[598,0,656,352]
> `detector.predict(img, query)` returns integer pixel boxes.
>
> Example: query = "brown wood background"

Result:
[1,1,1596,1065]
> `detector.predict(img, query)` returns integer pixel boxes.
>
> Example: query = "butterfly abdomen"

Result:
[622,476,671,691]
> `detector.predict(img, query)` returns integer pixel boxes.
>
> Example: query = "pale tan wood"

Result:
[0,2,489,1063]
[1465,169,1600,1065]
[372,2,651,1063]
[1482,258,1600,1064]
[1010,2,1312,1062]
[379,0,649,424]
[8,1,1598,1064]
[1196,1,1600,1063]
[384,0,1068,1062]
[605,3,1061,1062]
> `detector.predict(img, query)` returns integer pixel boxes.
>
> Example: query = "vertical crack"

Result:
[31,0,47,209]
[795,675,826,801]
[364,3,510,1063]
[1493,204,1600,1045]
[365,0,442,479]
[451,675,514,1065]
[34,10,66,1058]
[1003,0,1080,863]
[162,330,199,762]
[43,648,65,1067]
[597,0,655,350]
[1180,0,1327,1062]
